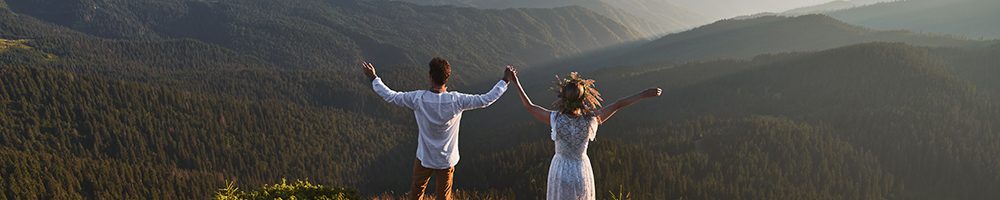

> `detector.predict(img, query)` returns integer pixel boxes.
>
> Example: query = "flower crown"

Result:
[554,72,603,112]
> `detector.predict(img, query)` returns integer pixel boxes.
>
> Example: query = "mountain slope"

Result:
[828,0,1000,39]
[4,0,641,87]
[3,0,1000,199]
[0,0,645,197]
[441,41,1000,199]
[581,14,976,69]
[393,0,709,36]
[931,43,1000,99]
[583,43,1000,199]
[463,116,897,199]
[781,0,896,15]
[0,65,414,199]
[574,0,708,33]
[782,0,859,15]
[0,2,643,119]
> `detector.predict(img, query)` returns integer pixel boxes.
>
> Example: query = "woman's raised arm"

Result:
[595,88,661,123]
[508,66,552,124]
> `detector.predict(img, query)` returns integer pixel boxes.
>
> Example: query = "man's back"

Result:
[360,58,514,200]
[372,77,508,169]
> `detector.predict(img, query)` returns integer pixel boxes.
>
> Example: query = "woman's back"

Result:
[547,111,599,200]
[551,112,599,159]
[504,68,660,200]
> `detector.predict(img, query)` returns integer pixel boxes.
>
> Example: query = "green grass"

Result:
[369,189,514,199]
[215,179,357,200]
[609,185,632,200]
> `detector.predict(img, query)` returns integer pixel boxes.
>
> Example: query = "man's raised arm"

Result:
[456,67,512,110]
[362,61,418,109]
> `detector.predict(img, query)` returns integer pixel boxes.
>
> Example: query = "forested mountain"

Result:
[553,14,977,70]
[4,0,641,87]
[828,0,1000,39]
[462,42,999,199]
[392,0,710,37]
[931,43,1000,99]
[3,0,1000,199]
[0,0,645,117]
[0,0,644,198]
[0,64,416,198]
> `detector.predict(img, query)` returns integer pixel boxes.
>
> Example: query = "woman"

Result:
[506,66,661,200]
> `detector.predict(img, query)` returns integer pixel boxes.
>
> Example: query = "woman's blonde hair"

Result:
[553,72,603,116]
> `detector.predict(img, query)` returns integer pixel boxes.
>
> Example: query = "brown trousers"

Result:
[408,159,454,200]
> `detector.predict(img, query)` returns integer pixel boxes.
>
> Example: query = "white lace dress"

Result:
[547,111,599,200]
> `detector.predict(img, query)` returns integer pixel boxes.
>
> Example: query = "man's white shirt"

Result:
[372,77,508,169]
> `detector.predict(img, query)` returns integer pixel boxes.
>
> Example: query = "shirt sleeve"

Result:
[456,80,508,111]
[372,77,420,109]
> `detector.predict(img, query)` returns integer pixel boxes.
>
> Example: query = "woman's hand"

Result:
[640,88,662,98]
[504,65,518,83]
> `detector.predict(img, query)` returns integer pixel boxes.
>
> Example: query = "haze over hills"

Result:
[541,14,976,71]
[392,0,710,37]
[3,0,1000,199]
[781,0,890,15]
[668,0,892,20]
[828,0,1000,39]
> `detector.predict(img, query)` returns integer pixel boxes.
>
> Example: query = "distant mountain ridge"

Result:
[553,14,976,70]
[782,0,859,15]
[828,0,1000,39]
[392,0,710,37]
[780,0,899,15]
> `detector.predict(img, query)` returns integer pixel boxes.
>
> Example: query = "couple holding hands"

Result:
[360,57,661,200]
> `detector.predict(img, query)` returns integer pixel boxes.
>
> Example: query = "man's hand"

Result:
[361,60,378,81]
[640,87,662,98]
[504,65,517,83]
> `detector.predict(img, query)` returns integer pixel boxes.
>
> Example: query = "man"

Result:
[360,57,513,200]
